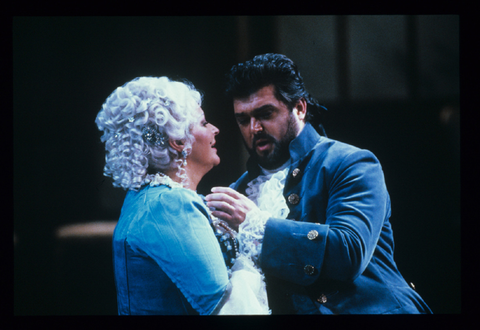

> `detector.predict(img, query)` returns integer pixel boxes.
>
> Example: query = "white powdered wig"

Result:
[95,76,202,190]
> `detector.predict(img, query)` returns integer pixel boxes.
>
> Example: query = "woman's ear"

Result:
[168,139,185,153]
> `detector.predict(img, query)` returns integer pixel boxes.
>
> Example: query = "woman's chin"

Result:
[202,156,221,174]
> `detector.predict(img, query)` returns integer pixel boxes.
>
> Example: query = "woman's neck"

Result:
[163,164,209,192]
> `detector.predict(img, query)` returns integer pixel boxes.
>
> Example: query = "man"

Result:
[205,53,431,314]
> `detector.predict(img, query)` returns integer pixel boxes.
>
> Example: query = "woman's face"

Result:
[188,107,220,170]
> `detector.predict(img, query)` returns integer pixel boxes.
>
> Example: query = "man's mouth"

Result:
[255,138,272,152]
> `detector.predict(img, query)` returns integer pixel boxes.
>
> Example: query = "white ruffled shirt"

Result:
[218,161,291,315]
[238,160,291,263]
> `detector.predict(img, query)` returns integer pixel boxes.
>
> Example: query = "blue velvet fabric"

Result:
[231,123,432,314]
[112,185,229,315]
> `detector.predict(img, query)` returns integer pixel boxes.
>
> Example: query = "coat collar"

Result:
[289,122,322,164]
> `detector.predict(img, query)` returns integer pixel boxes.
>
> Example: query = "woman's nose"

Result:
[211,124,219,135]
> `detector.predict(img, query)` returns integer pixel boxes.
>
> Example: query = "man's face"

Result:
[233,85,305,169]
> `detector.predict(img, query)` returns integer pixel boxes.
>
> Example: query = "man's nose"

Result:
[250,118,262,133]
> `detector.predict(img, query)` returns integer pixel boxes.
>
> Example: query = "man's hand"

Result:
[205,187,258,231]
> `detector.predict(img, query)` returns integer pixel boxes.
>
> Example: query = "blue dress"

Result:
[112,184,229,315]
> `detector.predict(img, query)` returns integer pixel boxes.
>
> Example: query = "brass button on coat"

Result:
[304,265,315,275]
[287,193,300,205]
[307,230,319,240]
[292,168,301,177]
[317,294,327,304]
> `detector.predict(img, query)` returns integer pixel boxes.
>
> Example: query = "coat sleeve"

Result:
[261,149,389,285]
[133,188,229,315]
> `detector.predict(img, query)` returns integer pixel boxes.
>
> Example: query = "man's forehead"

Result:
[233,86,280,113]
[234,85,276,101]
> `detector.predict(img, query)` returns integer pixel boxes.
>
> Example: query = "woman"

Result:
[95,76,269,315]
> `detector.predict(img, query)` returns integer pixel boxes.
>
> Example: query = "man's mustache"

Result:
[252,133,276,147]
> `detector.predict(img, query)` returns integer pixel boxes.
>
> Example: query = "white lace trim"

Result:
[237,209,272,264]
[236,165,290,265]
[142,173,183,189]
[216,164,291,314]
[245,165,290,219]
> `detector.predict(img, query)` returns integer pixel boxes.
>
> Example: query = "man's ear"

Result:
[169,139,185,153]
[293,98,307,122]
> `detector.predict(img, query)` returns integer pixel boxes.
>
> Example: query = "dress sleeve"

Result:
[133,188,229,315]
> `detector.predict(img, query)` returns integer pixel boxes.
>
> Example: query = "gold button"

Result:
[292,168,301,177]
[410,282,416,290]
[304,265,315,275]
[287,193,300,205]
[317,294,327,304]
[307,230,318,240]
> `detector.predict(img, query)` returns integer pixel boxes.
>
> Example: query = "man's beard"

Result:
[246,113,299,170]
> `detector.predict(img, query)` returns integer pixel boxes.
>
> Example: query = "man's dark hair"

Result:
[225,53,327,136]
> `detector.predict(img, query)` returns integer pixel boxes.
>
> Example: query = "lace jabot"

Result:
[245,161,291,219]
[237,161,291,266]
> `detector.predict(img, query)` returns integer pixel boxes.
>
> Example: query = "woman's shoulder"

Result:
[147,184,200,203]
[145,185,208,219]
[121,186,211,242]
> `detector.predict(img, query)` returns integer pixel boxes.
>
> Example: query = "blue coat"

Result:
[112,185,229,315]
[231,123,432,314]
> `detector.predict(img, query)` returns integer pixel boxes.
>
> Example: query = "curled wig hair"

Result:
[95,76,202,190]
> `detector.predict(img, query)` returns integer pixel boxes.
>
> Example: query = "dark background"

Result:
[14,16,460,315]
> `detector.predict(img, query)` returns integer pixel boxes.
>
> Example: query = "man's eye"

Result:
[257,111,272,119]
[237,118,249,126]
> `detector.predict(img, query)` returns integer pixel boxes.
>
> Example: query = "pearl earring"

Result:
[181,150,188,166]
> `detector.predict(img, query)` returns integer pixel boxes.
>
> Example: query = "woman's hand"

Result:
[205,187,258,231]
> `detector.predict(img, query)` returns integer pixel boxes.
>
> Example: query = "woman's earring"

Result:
[181,150,188,166]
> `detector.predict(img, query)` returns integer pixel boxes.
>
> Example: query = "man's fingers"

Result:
[206,200,234,213]
[210,187,242,199]
[205,192,233,202]
[210,210,232,222]
[206,187,257,230]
